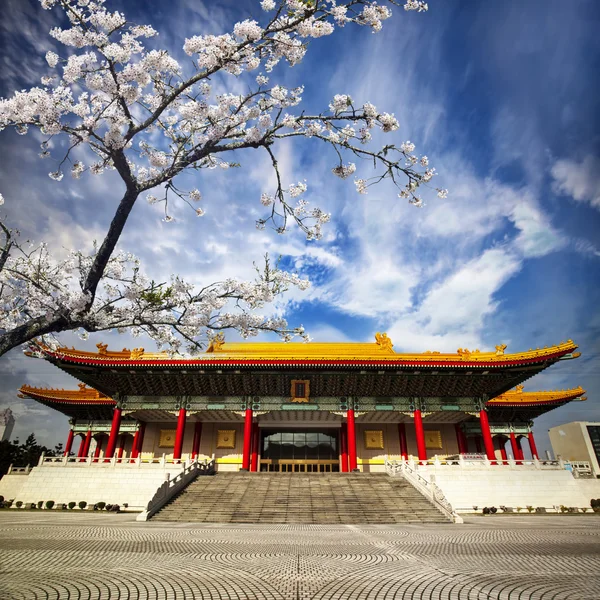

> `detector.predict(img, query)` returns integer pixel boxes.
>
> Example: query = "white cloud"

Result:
[551,155,600,210]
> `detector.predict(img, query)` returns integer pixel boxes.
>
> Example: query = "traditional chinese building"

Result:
[17,335,585,472]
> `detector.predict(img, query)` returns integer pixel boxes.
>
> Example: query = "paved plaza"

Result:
[0,512,599,600]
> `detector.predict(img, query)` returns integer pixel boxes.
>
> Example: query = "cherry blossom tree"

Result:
[0,0,440,358]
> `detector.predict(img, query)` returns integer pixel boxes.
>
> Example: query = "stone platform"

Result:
[0,512,598,599]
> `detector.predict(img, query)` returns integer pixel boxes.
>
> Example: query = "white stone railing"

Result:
[385,458,463,524]
[136,458,216,522]
[6,465,31,475]
[389,455,570,470]
[40,453,209,468]
[569,461,593,477]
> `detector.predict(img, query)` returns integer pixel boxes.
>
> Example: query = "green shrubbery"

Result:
[78,501,87,510]
[45,500,55,510]
[68,502,76,510]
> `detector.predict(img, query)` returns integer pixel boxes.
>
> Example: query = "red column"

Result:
[191,422,203,459]
[528,432,539,459]
[479,410,496,461]
[76,435,85,458]
[93,436,103,462]
[398,423,408,460]
[104,407,122,459]
[64,429,74,456]
[509,432,521,464]
[116,435,126,460]
[130,422,146,461]
[347,409,357,471]
[173,408,187,460]
[130,429,140,461]
[242,408,253,470]
[250,423,259,472]
[515,436,525,461]
[340,424,348,472]
[414,409,427,462]
[82,430,92,457]
[454,424,467,454]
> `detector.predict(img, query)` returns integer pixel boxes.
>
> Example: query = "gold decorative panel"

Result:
[217,429,236,449]
[364,430,384,450]
[290,379,310,403]
[424,430,442,449]
[159,429,176,448]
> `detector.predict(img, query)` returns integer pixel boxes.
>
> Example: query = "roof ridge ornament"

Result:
[207,332,225,353]
[495,344,507,356]
[374,332,394,352]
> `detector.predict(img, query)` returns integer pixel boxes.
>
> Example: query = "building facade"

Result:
[17,335,585,473]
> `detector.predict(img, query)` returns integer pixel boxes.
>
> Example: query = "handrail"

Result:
[40,453,208,468]
[136,458,216,522]
[385,457,463,524]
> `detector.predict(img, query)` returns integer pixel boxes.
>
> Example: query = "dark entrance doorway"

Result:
[260,429,340,472]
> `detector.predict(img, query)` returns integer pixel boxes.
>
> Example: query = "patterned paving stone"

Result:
[0,513,598,599]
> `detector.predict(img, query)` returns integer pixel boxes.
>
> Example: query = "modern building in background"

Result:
[0,408,15,442]
[549,421,600,478]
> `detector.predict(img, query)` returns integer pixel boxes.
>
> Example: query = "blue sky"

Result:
[0,0,599,454]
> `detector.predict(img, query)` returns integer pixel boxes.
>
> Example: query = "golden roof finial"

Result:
[375,332,394,352]
[130,348,145,360]
[495,343,507,356]
[207,332,225,353]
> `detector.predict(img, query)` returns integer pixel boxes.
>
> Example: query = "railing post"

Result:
[38,452,45,467]
[7,463,13,475]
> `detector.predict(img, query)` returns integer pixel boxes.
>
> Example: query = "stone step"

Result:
[152,472,449,524]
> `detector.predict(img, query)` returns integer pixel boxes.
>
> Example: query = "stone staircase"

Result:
[151,473,449,524]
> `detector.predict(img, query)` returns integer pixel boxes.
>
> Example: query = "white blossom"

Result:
[261,0,276,10]
[0,193,4,206]
[332,163,356,179]
[289,182,307,197]
[329,94,352,113]
[354,178,368,194]
[401,140,416,153]
[189,189,202,202]
[379,112,399,132]
[45,51,59,68]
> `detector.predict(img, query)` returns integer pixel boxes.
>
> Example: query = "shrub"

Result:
[68,502,76,510]
[122,503,128,509]
[16,501,23,508]
[490,507,497,514]
[5,500,13,508]
[591,498,600,509]
[45,500,55,510]
[526,506,534,513]
[516,507,523,512]
[96,502,106,511]
[559,505,568,513]
[581,507,588,513]
[0,495,4,503]
[37,501,43,509]
[482,507,490,515]
[108,504,120,513]
[78,501,87,510]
